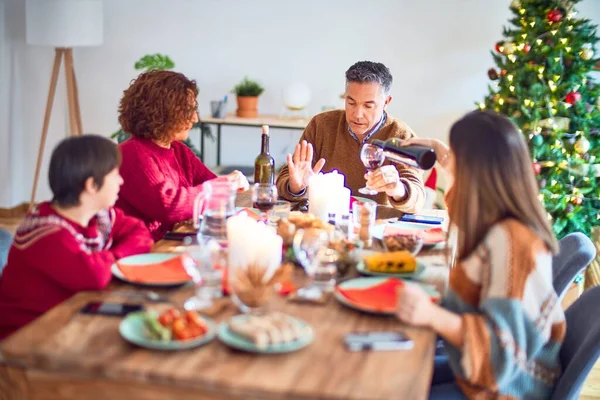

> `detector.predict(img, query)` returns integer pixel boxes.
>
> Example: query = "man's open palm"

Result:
[287,140,326,193]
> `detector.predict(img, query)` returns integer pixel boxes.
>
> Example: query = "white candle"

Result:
[226,214,282,282]
[337,187,350,216]
[309,171,350,221]
[308,174,330,221]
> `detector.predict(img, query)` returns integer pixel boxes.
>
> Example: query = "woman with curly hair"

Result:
[116,70,248,240]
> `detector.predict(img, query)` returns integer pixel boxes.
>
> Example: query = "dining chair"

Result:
[0,228,12,276]
[552,232,596,300]
[550,285,600,400]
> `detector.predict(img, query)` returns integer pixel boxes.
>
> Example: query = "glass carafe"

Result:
[194,179,236,243]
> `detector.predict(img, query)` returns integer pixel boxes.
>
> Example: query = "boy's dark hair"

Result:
[49,135,121,207]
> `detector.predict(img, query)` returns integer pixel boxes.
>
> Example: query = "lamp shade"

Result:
[26,0,103,47]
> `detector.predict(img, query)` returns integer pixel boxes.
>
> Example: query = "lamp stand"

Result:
[30,47,83,208]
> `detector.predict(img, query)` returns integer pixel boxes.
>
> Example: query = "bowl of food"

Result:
[382,232,424,256]
[327,235,363,277]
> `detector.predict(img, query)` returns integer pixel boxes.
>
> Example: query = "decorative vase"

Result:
[236,96,259,118]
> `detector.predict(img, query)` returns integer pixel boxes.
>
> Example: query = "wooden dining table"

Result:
[0,194,452,400]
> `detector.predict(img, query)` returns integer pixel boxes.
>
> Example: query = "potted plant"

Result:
[233,77,264,118]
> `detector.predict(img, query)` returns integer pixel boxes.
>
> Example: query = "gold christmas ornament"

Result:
[580,48,594,60]
[503,42,516,55]
[574,137,591,154]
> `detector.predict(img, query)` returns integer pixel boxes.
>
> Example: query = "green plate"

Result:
[356,260,426,280]
[111,253,191,288]
[218,314,314,354]
[335,277,440,315]
[119,312,216,350]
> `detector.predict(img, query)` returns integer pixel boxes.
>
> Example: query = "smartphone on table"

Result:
[344,331,414,351]
[80,302,144,317]
[400,214,444,225]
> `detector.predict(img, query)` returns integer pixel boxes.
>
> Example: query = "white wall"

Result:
[2,0,599,207]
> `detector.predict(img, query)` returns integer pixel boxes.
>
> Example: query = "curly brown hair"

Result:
[118,70,199,141]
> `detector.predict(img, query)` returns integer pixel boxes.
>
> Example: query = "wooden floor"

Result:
[0,211,599,398]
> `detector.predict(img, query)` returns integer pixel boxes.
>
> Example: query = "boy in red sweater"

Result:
[0,136,153,340]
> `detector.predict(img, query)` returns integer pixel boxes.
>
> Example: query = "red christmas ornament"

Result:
[572,196,583,206]
[547,9,563,23]
[500,69,507,77]
[533,162,541,175]
[523,43,531,53]
[565,91,582,105]
[495,42,504,53]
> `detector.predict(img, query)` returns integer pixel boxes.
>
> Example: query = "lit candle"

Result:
[227,214,282,282]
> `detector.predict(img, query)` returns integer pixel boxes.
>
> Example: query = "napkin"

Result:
[116,255,191,284]
[337,278,404,312]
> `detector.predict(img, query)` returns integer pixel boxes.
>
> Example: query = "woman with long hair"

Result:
[398,110,565,399]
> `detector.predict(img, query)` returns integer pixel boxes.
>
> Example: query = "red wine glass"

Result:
[251,183,278,222]
[358,143,385,195]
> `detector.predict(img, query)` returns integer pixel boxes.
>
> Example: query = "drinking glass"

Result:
[268,200,291,226]
[183,236,225,310]
[251,183,278,222]
[358,143,385,195]
[292,228,331,295]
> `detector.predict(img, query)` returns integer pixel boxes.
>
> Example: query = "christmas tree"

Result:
[481,0,600,239]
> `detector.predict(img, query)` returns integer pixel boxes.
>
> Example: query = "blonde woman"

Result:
[398,111,565,399]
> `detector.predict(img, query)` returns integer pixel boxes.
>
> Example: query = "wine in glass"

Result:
[251,183,278,221]
[358,143,385,195]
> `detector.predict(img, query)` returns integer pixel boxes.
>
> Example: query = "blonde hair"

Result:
[446,110,557,260]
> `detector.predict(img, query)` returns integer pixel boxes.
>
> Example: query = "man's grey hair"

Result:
[345,61,393,96]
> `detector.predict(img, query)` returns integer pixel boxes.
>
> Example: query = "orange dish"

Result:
[156,308,208,341]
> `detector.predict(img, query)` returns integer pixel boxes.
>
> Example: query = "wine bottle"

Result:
[371,138,436,170]
[254,125,275,184]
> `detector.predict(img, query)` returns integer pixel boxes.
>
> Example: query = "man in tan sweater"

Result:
[276,61,426,213]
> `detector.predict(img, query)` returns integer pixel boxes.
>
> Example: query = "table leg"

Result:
[200,123,205,162]
[217,125,222,167]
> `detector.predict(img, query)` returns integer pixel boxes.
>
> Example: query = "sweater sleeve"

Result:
[108,208,154,259]
[29,230,115,292]
[119,146,205,225]
[276,117,318,201]
[452,225,563,390]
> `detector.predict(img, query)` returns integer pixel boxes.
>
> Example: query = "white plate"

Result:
[218,314,314,354]
[111,253,191,287]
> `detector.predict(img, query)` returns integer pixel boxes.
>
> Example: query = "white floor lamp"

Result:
[26,0,103,207]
